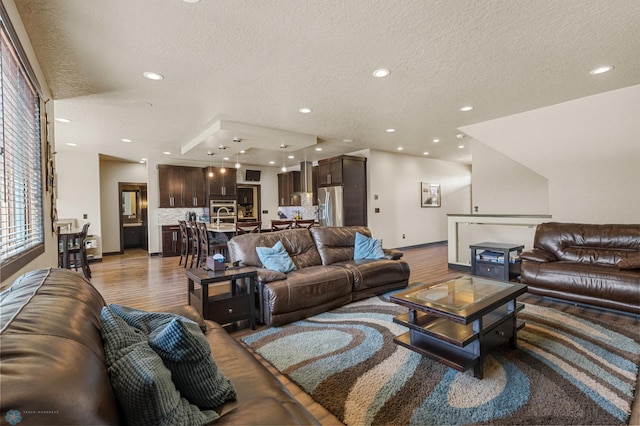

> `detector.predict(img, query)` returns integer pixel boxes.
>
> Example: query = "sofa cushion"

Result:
[256,241,296,273]
[310,226,372,265]
[108,304,237,409]
[228,228,322,269]
[618,255,640,270]
[100,307,218,425]
[336,258,411,291]
[354,232,384,260]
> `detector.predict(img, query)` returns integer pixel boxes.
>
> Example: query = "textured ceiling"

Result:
[12,0,640,168]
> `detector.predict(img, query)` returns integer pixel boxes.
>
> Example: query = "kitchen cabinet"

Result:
[158,165,206,208]
[158,165,184,208]
[207,167,237,200]
[277,171,300,206]
[161,225,181,257]
[317,155,365,187]
[183,167,206,207]
[312,166,318,205]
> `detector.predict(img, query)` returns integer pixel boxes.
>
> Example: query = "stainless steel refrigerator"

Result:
[318,186,344,226]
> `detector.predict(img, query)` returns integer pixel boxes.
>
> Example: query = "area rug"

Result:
[241,295,640,425]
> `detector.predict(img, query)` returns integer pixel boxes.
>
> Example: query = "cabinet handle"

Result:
[228,308,233,314]
[496,330,505,337]
[327,173,331,184]
[170,196,174,207]
[173,231,177,241]
[221,186,226,196]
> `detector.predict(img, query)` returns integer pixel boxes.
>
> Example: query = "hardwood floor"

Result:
[87,243,639,426]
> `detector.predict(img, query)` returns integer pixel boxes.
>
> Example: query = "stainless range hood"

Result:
[299,161,313,193]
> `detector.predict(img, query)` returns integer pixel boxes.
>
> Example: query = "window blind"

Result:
[0,24,44,273]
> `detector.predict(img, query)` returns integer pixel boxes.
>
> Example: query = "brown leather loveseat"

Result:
[227,226,410,326]
[520,222,640,314]
[0,268,318,425]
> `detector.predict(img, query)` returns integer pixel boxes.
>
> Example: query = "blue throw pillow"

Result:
[354,232,385,260]
[108,304,237,409]
[255,240,296,273]
[100,307,218,425]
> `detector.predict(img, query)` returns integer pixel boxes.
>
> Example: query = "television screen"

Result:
[245,169,261,182]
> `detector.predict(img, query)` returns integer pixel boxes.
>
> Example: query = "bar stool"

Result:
[236,221,261,235]
[294,219,315,229]
[271,220,293,232]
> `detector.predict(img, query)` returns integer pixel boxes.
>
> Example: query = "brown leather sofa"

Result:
[227,226,410,326]
[520,222,640,314]
[0,268,318,425]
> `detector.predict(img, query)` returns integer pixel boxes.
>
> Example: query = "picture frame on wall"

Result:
[421,182,441,207]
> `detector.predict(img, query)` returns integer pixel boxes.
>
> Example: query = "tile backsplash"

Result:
[157,208,206,225]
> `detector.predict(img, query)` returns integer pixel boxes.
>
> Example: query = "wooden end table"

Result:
[185,266,258,329]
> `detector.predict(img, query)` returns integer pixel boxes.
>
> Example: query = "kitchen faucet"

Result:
[216,207,230,225]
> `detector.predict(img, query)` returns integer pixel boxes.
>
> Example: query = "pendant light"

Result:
[281,144,287,172]
[207,152,214,177]
[233,137,242,169]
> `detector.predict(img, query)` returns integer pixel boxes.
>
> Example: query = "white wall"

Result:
[471,141,549,214]
[55,151,102,251]
[461,85,640,224]
[99,159,147,253]
[367,150,472,248]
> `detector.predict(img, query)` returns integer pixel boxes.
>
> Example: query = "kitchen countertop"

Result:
[123,222,142,227]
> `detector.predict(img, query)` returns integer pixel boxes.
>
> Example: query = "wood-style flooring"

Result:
[87,243,639,425]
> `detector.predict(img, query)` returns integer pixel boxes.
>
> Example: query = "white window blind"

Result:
[0,24,44,273]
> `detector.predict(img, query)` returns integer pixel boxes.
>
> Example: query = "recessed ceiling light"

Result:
[397,147,403,151]
[288,155,295,159]
[342,138,354,143]
[223,157,229,161]
[141,158,147,162]
[433,138,440,143]
[298,107,312,114]
[139,160,146,164]
[386,128,396,133]
[373,69,390,78]
[121,138,132,143]
[456,133,465,139]
[423,152,429,155]
[163,151,171,155]
[143,71,164,81]
[459,105,474,112]
[315,147,322,151]
[458,145,465,149]
[268,161,275,165]
[182,0,200,3]
[240,150,246,154]
[55,118,71,123]
[590,65,614,75]
[65,142,77,146]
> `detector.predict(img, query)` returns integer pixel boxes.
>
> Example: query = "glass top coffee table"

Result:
[390,275,527,379]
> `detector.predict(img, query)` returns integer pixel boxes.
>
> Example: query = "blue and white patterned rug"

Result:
[241,295,640,425]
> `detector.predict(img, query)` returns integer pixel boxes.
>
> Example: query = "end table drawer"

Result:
[475,263,504,280]
[208,294,250,324]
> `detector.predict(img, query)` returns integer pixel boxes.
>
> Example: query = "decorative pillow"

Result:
[109,304,237,409]
[255,240,296,273]
[354,232,385,260]
[100,307,218,425]
[617,255,640,270]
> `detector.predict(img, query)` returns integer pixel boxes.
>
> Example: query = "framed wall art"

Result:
[421,182,441,207]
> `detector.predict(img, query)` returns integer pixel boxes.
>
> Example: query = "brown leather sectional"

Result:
[227,226,411,326]
[520,222,640,314]
[0,268,319,425]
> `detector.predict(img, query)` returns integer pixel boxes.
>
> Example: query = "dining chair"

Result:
[294,219,315,229]
[65,222,91,279]
[236,221,262,235]
[271,220,294,232]
[178,220,191,267]
[188,221,200,268]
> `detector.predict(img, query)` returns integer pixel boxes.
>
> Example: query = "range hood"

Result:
[299,161,313,193]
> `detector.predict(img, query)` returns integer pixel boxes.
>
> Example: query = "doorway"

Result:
[118,183,148,253]
[237,184,261,223]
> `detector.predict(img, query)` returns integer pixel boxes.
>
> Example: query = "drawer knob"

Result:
[496,330,505,336]
[228,308,233,314]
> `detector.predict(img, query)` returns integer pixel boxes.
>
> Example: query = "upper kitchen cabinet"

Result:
[158,165,206,208]
[158,165,185,208]
[207,167,237,200]
[278,171,300,206]
[183,167,206,207]
[317,155,366,188]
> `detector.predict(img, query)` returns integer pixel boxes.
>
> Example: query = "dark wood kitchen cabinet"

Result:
[123,225,143,248]
[158,165,185,208]
[277,171,300,206]
[161,225,181,257]
[158,165,206,208]
[207,167,237,200]
[317,155,365,188]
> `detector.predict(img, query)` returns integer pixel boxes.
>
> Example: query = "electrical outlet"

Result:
[374,194,379,200]
[262,210,268,214]
[83,213,88,219]
[402,234,405,239]
[374,208,380,213]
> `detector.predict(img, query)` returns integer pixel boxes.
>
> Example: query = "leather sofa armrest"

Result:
[256,268,288,284]
[520,248,557,263]
[383,248,403,260]
[162,305,208,333]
